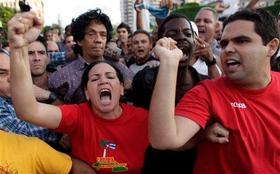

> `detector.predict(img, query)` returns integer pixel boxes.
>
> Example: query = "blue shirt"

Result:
[0,97,58,143]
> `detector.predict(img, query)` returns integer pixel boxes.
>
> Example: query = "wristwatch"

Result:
[206,57,216,66]
[44,92,57,104]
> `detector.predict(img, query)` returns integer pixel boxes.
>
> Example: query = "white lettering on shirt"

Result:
[230,102,247,109]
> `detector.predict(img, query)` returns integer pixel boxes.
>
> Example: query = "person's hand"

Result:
[59,134,72,150]
[215,2,230,13]
[153,37,182,65]
[160,0,173,9]
[8,11,44,49]
[33,84,51,101]
[134,0,143,12]
[193,37,215,63]
[205,122,229,144]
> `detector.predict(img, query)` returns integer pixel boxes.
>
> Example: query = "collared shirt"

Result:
[0,97,58,143]
[49,56,134,104]
[48,56,87,104]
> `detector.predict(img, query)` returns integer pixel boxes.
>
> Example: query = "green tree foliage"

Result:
[172,2,280,21]
[171,3,211,21]
[0,6,16,44]
[263,3,280,17]
[264,3,280,16]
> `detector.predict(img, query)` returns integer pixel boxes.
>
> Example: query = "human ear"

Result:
[267,38,279,58]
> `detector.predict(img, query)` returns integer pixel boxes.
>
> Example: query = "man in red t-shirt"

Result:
[149,8,280,173]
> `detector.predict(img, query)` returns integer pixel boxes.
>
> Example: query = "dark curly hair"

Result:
[71,9,113,55]
[157,13,194,40]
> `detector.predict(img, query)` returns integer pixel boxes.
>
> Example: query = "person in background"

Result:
[129,30,159,74]
[64,25,72,36]
[116,22,131,57]
[129,13,228,173]
[43,26,53,41]
[0,49,58,145]
[0,130,72,174]
[64,34,76,62]
[47,40,67,71]
[270,11,280,71]
[149,8,279,173]
[0,129,97,174]
[191,7,223,78]
[48,9,134,104]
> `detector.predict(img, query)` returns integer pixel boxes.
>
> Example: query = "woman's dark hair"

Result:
[157,13,194,39]
[81,60,124,90]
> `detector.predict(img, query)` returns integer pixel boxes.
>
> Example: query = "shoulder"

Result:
[190,77,227,95]
[34,139,72,173]
[272,71,280,78]
[133,67,158,89]
[50,58,85,77]
[59,103,89,113]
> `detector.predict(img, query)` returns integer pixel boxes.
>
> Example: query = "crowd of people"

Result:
[0,0,279,173]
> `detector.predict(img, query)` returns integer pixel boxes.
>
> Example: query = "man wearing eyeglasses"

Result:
[46,40,67,72]
[48,9,134,104]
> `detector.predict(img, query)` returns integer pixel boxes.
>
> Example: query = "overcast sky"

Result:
[43,0,121,27]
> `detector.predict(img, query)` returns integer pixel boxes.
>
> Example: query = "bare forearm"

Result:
[10,47,39,119]
[149,60,179,149]
[245,0,259,9]
[136,11,144,30]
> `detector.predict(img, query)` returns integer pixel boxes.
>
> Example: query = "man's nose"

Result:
[33,53,41,61]
[224,42,235,53]
[6,73,10,82]
[94,34,103,43]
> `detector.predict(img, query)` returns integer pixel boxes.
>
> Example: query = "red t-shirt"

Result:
[176,72,280,174]
[56,103,149,173]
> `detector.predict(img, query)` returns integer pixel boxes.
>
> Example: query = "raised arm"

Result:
[135,0,144,30]
[149,38,200,150]
[8,12,61,129]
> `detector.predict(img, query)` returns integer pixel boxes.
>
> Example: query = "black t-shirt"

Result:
[125,65,209,174]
